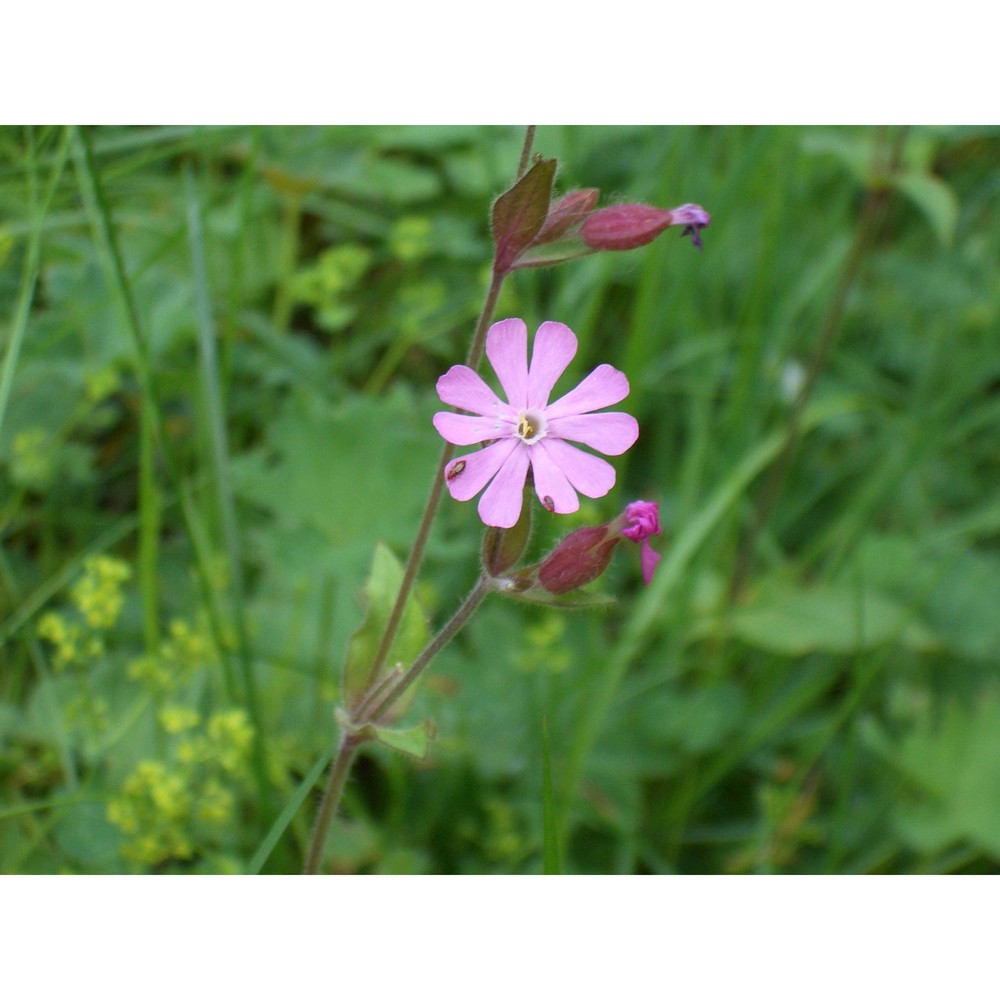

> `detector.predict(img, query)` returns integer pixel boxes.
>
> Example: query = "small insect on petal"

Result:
[541,495,555,512]
[446,460,466,481]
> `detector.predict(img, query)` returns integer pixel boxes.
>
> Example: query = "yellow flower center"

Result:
[515,409,546,443]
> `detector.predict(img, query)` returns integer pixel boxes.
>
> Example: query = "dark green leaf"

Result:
[490,157,556,272]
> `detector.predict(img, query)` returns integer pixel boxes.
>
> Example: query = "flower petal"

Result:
[444,439,518,502]
[528,444,579,515]
[437,365,504,416]
[528,321,577,408]
[639,540,661,585]
[546,412,639,456]
[485,318,528,409]
[477,444,530,528]
[433,410,515,446]
[539,438,617,498]
[544,364,630,419]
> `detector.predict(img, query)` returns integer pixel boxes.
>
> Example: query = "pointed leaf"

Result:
[342,543,429,709]
[511,235,593,270]
[371,718,437,760]
[892,171,959,247]
[491,157,557,273]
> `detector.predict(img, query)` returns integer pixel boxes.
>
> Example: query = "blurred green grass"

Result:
[1,125,998,873]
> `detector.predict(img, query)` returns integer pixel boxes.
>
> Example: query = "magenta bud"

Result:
[619,500,662,584]
[533,188,600,245]
[582,202,710,251]
[538,524,620,595]
[537,500,663,595]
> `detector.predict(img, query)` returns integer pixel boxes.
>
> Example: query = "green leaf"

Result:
[800,129,872,186]
[342,543,429,709]
[892,171,959,247]
[721,577,936,656]
[232,389,440,557]
[864,691,1000,858]
[371,718,436,759]
[52,795,122,871]
[490,157,557,272]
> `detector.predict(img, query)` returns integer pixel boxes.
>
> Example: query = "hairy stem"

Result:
[366,123,535,686]
[366,267,505,686]
[516,126,537,179]
[363,576,490,724]
[304,126,536,873]
[302,732,361,875]
[303,576,490,872]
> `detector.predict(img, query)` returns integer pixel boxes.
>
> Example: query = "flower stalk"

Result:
[303,576,490,873]
[304,123,708,874]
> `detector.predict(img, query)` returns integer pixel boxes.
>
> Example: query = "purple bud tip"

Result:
[622,501,661,542]
[670,204,711,251]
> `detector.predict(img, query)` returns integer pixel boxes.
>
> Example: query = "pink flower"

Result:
[433,319,639,529]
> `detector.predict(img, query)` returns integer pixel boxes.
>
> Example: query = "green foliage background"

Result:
[1,125,998,873]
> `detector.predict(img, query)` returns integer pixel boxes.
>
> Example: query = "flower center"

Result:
[515,408,547,444]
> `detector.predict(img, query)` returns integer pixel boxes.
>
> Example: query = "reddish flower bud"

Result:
[582,202,710,252]
[538,524,621,595]
[533,188,600,245]
[537,501,663,594]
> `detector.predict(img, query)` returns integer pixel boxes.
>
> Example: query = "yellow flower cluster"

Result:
[127,618,215,694]
[36,613,87,670]
[107,706,255,868]
[107,761,195,865]
[389,216,433,263]
[71,556,132,630]
[288,244,374,333]
[36,555,131,670]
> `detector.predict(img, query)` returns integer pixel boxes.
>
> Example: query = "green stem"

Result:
[516,126,537,179]
[365,238,506,685]
[364,123,536,684]
[302,732,362,875]
[303,125,536,874]
[303,576,491,872]
[362,575,490,725]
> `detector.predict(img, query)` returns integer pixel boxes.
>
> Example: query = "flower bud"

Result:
[482,483,533,576]
[532,188,600,245]
[537,501,663,594]
[538,524,620,595]
[582,202,710,251]
[618,500,662,584]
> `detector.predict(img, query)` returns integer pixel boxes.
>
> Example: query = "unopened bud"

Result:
[618,500,662,584]
[538,524,620,595]
[533,188,600,245]
[537,500,663,595]
[582,202,710,251]
[483,484,533,576]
